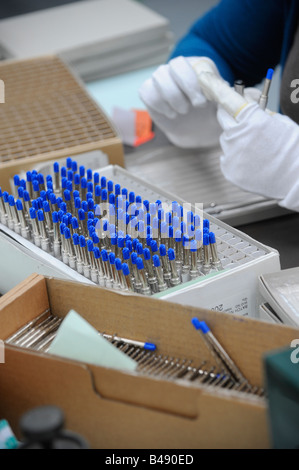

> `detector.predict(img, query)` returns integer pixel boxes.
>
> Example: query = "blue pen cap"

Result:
[92,233,99,245]
[26,171,32,183]
[173,216,180,228]
[81,201,88,213]
[156,199,162,208]
[101,189,107,201]
[108,252,115,265]
[114,184,120,196]
[88,199,94,211]
[115,258,122,271]
[52,211,59,223]
[122,188,128,199]
[56,197,63,208]
[39,190,47,201]
[87,240,94,252]
[117,236,125,248]
[61,177,67,190]
[93,246,101,259]
[175,229,182,242]
[109,193,115,205]
[149,202,156,216]
[86,191,93,201]
[110,233,117,246]
[181,221,186,234]
[60,202,67,213]
[152,216,159,230]
[172,201,179,214]
[187,211,194,224]
[161,221,168,235]
[95,185,101,198]
[74,197,81,210]
[20,179,27,189]
[100,176,106,188]
[122,263,130,276]
[135,242,143,255]
[183,235,190,247]
[13,175,20,187]
[158,208,164,221]
[168,248,175,261]
[79,165,85,177]
[203,219,210,230]
[136,257,144,270]
[159,244,166,257]
[74,174,80,185]
[88,211,94,220]
[32,180,39,192]
[143,199,149,211]
[126,240,133,252]
[136,195,142,205]
[71,217,78,230]
[188,224,195,238]
[73,190,80,200]
[3,191,9,203]
[64,189,71,201]
[16,199,23,211]
[57,210,64,222]
[87,182,93,194]
[153,254,160,268]
[165,212,172,225]
[137,208,144,221]
[168,226,174,238]
[144,342,156,351]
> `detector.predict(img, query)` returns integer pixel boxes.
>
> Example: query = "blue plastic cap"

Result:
[203,233,210,246]
[31,170,37,177]
[129,191,135,203]
[52,211,59,223]
[8,195,15,206]
[122,263,130,276]
[143,199,149,211]
[88,211,94,220]
[149,203,156,215]
[93,172,100,185]
[26,171,32,182]
[14,175,20,186]
[183,235,190,247]
[61,177,67,190]
[191,318,210,334]
[87,169,93,180]
[143,248,151,261]
[109,194,115,205]
[60,202,67,213]
[174,229,181,242]
[63,189,70,201]
[94,185,101,198]
[135,242,142,255]
[74,174,80,185]
[17,187,24,198]
[266,68,274,80]
[114,184,120,196]
[158,209,164,221]
[67,170,73,181]
[156,199,162,208]
[81,177,87,189]
[3,191,9,203]
[150,240,158,252]
[194,214,200,227]
[181,221,186,233]
[203,227,209,234]
[168,226,173,238]
[103,220,108,231]
[62,214,69,226]
[81,201,88,213]
[37,209,44,222]
[101,249,108,262]
[121,247,129,260]
[144,342,156,351]
[73,233,79,245]
[37,173,44,185]
[173,216,180,228]
[88,199,94,211]
[56,197,63,207]
[32,180,39,192]
[172,201,179,213]
[138,221,145,233]
[87,239,94,252]
[73,190,79,200]
[136,257,144,270]
[21,178,27,188]
[195,229,202,241]
[79,235,86,248]
[115,258,122,270]
[168,248,175,261]
[131,252,138,264]
[64,227,71,239]
[92,233,99,244]
[74,197,81,210]
[101,176,106,188]
[165,212,172,224]
[79,165,85,177]
[29,207,36,219]
[53,162,59,173]
[102,189,107,201]
[135,195,142,204]
[57,210,64,221]
[203,219,210,229]
[87,182,93,193]
[72,161,78,172]
[66,157,72,169]
[152,216,158,230]
[59,223,66,235]
[43,201,50,212]
[39,190,46,201]
[16,199,23,211]
[93,247,100,258]
[209,232,216,244]
[78,209,85,221]
[122,188,128,198]
[47,181,53,191]
[70,217,78,230]
[153,254,160,268]
[126,240,133,252]
[117,237,125,248]
[190,239,198,252]
[188,224,194,237]
[161,221,167,234]
[159,244,166,256]
[86,191,93,201]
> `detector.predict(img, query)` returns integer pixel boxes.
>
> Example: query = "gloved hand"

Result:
[197,72,299,212]
[138,56,222,148]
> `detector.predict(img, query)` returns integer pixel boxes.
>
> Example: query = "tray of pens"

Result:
[0,157,280,316]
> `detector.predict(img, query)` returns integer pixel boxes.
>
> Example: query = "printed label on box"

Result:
[210,294,249,316]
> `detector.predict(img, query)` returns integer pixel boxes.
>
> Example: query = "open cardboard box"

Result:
[0,273,298,449]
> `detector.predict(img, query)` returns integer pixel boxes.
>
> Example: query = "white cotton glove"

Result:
[197,71,299,212]
[138,56,222,148]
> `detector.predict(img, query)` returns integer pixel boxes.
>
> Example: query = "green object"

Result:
[264,346,299,449]
[0,419,18,449]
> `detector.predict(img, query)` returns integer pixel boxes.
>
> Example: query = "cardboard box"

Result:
[0,274,298,449]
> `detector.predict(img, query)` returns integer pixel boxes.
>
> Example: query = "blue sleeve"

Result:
[169,0,287,86]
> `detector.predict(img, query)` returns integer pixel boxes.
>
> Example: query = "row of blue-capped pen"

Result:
[0,158,223,295]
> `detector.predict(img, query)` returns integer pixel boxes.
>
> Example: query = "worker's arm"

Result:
[170,0,286,86]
